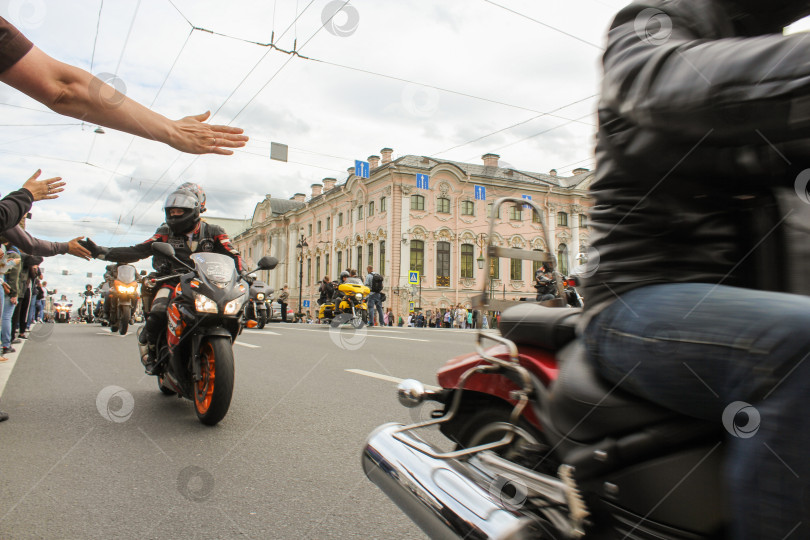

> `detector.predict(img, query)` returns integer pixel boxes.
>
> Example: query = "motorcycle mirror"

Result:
[256,256,278,270]
[151,242,175,257]
[140,270,147,276]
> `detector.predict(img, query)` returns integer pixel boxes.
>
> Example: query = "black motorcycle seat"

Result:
[498,304,580,351]
[548,341,679,442]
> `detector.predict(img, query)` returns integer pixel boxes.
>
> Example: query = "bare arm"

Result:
[0,47,248,155]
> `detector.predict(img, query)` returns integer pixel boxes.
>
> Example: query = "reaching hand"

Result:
[22,170,65,201]
[68,237,92,260]
[78,237,108,259]
[169,111,249,155]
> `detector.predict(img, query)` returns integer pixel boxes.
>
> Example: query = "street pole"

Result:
[296,234,308,322]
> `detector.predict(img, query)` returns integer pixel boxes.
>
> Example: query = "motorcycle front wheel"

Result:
[194,337,235,426]
[257,313,266,329]
[119,306,131,335]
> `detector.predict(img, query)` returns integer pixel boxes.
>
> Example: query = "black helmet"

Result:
[164,188,201,235]
[340,271,350,281]
[722,0,810,33]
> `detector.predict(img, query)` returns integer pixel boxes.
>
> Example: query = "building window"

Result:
[380,196,387,212]
[367,243,374,268]
[532,249,545,275]
[533,210,542,224]
[487,203,500,219]
[346,249,350,271]
[368,201,374,217]
[461,200,474,216]
[437,197,450,214]
[557,244,569,275]
[460,243,474,279]
[325,253,330,279]
[357,206,364,221]
[510,252,522,281]
[557,212,568,227]
[509,205,522,221]
[326,216,331,230]
[336,251,342,274]
[379,241,386,276]
[317,221,322,234]
[410,240,424,274]
[579,214,587,228]
[307,257,312,285]
[316,256,321,283]
[437,241,450,287]
[357,245,362,271]
[338,212,343,227]
[490,255,499,280]
[411,194,425,211]
[308,223,313,236]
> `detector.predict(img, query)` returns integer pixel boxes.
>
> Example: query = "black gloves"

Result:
[79,238,110,259]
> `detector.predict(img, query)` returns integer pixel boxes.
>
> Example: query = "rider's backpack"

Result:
[370,273,384,293]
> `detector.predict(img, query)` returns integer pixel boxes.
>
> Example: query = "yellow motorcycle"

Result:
[318,277,369,328]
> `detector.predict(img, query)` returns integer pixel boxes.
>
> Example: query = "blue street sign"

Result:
[522,194,532,209]
[474,185,486,200]
[303,300,310,308]
[354,160,370,178]
[408,271,420,285]
[416,173,429,190]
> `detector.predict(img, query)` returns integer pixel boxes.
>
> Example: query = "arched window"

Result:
[410,240,424,273]
[325,253,330,279]
[437,242,450,286]
[437,197,450,214]
[489,255,499,279]
[557,243,569,275]
[357,245,363,270]
[338,212,343,227]
[315,256,321,282]
[307,258,312,285]
[411,194,425,211]
[461,200,474,216]
[379,240,386,275]
[326,216,331,230]
[336,251,342,273]
[460,244,474,279]
[367,243,374,268]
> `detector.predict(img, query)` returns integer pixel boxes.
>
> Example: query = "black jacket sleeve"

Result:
[104,228,168,264]
[0,189,33,234]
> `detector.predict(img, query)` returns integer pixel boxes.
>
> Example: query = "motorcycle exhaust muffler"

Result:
[362,423,537,540]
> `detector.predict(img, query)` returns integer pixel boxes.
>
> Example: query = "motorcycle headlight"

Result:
[355,293,363,301]
[194,293,218,313]
[224,293,247,315]
[256,293,265,301]
[117,285,136,294]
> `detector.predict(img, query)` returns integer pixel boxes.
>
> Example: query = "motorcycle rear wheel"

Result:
[119,306,130,335]
[194,337,235,426]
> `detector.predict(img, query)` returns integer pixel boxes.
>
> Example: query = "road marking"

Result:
[95,332,129,337]
[273,325,429,342]
[242,329,281,336]
[234,341,260,349]
[345,369,440,391]
[0,339,26,399]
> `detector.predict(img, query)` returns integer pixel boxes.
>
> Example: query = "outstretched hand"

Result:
[169,111,249,155]
[22,170,65,201]
[68,237,92,260]
[78,237,108,259]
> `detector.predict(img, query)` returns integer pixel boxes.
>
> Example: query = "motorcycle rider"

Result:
[533,266,555,302]
[79,284,94,320]
[584,1,810,538]
[80,187,243,372]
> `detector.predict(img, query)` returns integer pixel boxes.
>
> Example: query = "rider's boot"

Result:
[141,344,157,375]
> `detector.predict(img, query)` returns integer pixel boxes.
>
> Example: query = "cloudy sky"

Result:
[2,0,809,299]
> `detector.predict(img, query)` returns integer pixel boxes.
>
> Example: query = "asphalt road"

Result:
[0,321,482,539]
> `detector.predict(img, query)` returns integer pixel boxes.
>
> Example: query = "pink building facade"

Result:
[234,149,593,319]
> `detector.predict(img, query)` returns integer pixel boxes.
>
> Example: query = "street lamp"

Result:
[296,234,308,321]
[475,233,494,300]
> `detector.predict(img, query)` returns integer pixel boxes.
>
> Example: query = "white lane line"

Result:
[242,329,281,336]
[271,325,429,342]
[345,369,440,391]
[235,341,260,349]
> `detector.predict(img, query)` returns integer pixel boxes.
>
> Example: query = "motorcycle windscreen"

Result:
[116,265,137,283]
[190,253,237,288]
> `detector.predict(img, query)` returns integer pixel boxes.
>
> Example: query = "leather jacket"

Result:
[585,0,810,311]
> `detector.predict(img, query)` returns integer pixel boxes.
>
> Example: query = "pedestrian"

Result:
[1,243,21,359]
[466,309,473,329]
[364,266,384,326]
[277,285,289,322]
[444,310,451,328]
[387,308,394,326]
[397,316,403,327]
[471,309,478,329]
[482,313,489,329]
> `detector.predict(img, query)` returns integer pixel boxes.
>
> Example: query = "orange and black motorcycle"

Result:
[137,242,277,425]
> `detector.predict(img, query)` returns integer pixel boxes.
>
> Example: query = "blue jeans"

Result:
[584,283,810,540]
[367,292,384,325]
[2,292,14,348]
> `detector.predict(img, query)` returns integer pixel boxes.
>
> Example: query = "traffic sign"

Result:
[408,270,420,285]
[474,185,486,200]
[409,302,415,313]
[303,300,310,308]
[354,160,370,178]
[416,173,429,190]
[522,194,532,209]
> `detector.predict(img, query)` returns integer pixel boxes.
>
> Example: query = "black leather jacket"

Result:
[585,0,810,310]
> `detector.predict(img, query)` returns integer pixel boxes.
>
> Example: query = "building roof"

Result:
[268,198,305,215]
[202,216,252,238]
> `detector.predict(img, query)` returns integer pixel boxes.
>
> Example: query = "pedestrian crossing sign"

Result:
[409,302,415,313]
[408,271,420,285]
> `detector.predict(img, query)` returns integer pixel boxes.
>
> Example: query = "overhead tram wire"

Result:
[481,0,605,51]
[89,0,104,73]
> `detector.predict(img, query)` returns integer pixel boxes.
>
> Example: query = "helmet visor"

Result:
[164,191,198,211]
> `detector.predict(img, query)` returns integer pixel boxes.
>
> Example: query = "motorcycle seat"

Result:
[498,304,580,351]
[548,341,681,442]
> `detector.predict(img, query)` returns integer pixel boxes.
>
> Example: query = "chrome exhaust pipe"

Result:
[362,423,537,540]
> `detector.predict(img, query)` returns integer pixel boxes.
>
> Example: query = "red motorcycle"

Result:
[363,198,725,539]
